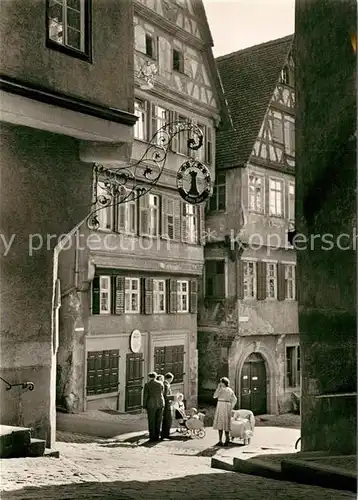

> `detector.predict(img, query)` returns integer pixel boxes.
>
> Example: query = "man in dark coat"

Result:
[161,372,174,440]
[143,372,165,442]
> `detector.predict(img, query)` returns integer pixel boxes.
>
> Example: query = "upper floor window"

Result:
[117,191,137,235]
[145,33,155,58]
[243,260,257,299]
[205,260,225,298]
[153,280,166,313]
[152,105,171,145]
[288,182,295,221]
[249,173,264,213]
[209,172,226,212]
[97,183,113,231]
[269,178,284,217]
[140,194,160,237]
[125,278,140,313]
[177,115,188,155]
[47,0,91,61]
[173,49,184,72]
[134,100,148,141]
[177,280,189,312]
[284,264,296,300]
[284,118,295,156]
[182,203,197,244]
[99,276,111,314]
[266,262,277,299]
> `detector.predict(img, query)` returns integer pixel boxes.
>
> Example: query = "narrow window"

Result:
[47,0,91,61]
[173,49,183,72]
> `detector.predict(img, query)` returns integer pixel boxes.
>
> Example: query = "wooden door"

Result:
[125,353,144,412]
[240,353,267,415]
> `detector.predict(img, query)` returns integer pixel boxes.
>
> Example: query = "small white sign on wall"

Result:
[130,330,142,353]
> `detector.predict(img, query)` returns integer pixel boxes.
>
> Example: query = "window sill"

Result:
[269,214,284,219]
[46,39,92,63]
[124,311,141,315]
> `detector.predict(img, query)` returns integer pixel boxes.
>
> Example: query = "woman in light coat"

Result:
[213,377,237,446]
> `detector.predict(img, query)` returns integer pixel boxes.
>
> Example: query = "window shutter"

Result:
[181,202,187,242]
[117,204,126,232]
[197,204,205,244]
[139,195,149,235]
[144,277,154,314]
[151,103,157,139]
[237,260,244,300]
[115,276,125,314]
[158,195,162,236]
[277,263,286,301]
[171,111,178,152]
[206,127,212,164]
[162,196,168,239]
[189,279,198,313]
[257,261,267,300]
[168,279,177,313]
[173,198,181,240]
[92,276,100,314]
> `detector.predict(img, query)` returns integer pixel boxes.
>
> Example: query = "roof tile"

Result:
[216,35,294,169]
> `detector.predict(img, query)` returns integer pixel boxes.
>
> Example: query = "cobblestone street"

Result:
[0,432,355,499]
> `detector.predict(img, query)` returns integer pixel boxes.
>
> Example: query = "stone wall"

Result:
[295,0,357,454]
[0,124,93,446]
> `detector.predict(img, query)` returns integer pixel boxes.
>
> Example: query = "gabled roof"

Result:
[216,34,294,169]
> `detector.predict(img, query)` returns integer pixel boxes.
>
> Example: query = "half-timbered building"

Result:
[198,35,299,415]
[57,0,227,414]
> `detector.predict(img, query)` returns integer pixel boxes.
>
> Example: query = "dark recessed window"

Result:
[145,33,154,58]
[47,0,92,62]
[173,49,183,72]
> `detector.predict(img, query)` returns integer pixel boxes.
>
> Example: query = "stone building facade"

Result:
[0,0,136,446]
[295,0,356,453]
[57,0,227,414]
[198,36,299,415]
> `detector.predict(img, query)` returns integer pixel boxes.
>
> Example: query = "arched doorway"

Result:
[240,353,267,414]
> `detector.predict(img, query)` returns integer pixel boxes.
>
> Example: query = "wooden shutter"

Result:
[277,263,286,301]
[171,111,178,152]
[168,279,177,313]
[92,276,100,314]
[173,198,181,240]
[144,278,153,314]
[206,127,212,164]
[139,195,149,235]
[189,279,198,313]
[117,204,126,232]
[151,103,157,139]
[115,276,125,314]
[158,195,162,236]
[237,260,244,300]
[197,204,205,244]
[181,202,187,242]
[162,196,169,239]
[256,261,267,300]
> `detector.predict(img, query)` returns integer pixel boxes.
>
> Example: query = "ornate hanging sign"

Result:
[86,119,212,230]
[176,158,211,204]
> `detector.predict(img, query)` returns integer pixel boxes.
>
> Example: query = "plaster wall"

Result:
[0,123,93,445]
[0,0,134,112]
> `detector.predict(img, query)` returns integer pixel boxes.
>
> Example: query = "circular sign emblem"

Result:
[130,329,142,353]
[176,159,211,204]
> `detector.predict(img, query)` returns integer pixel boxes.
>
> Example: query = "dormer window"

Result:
[280,68,289,85]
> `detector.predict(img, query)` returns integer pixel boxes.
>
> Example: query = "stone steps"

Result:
[0,424,48,458]
[211,451,357,493]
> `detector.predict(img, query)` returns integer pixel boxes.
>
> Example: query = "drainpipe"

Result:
[74,229,80,289]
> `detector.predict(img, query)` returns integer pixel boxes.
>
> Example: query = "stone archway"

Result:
[233,341,279,414]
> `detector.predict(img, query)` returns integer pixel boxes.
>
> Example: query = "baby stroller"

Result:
[175,408,206,439]
[230,409,255,445]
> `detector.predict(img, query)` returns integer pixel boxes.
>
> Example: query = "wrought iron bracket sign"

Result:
[87,120,212,230]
